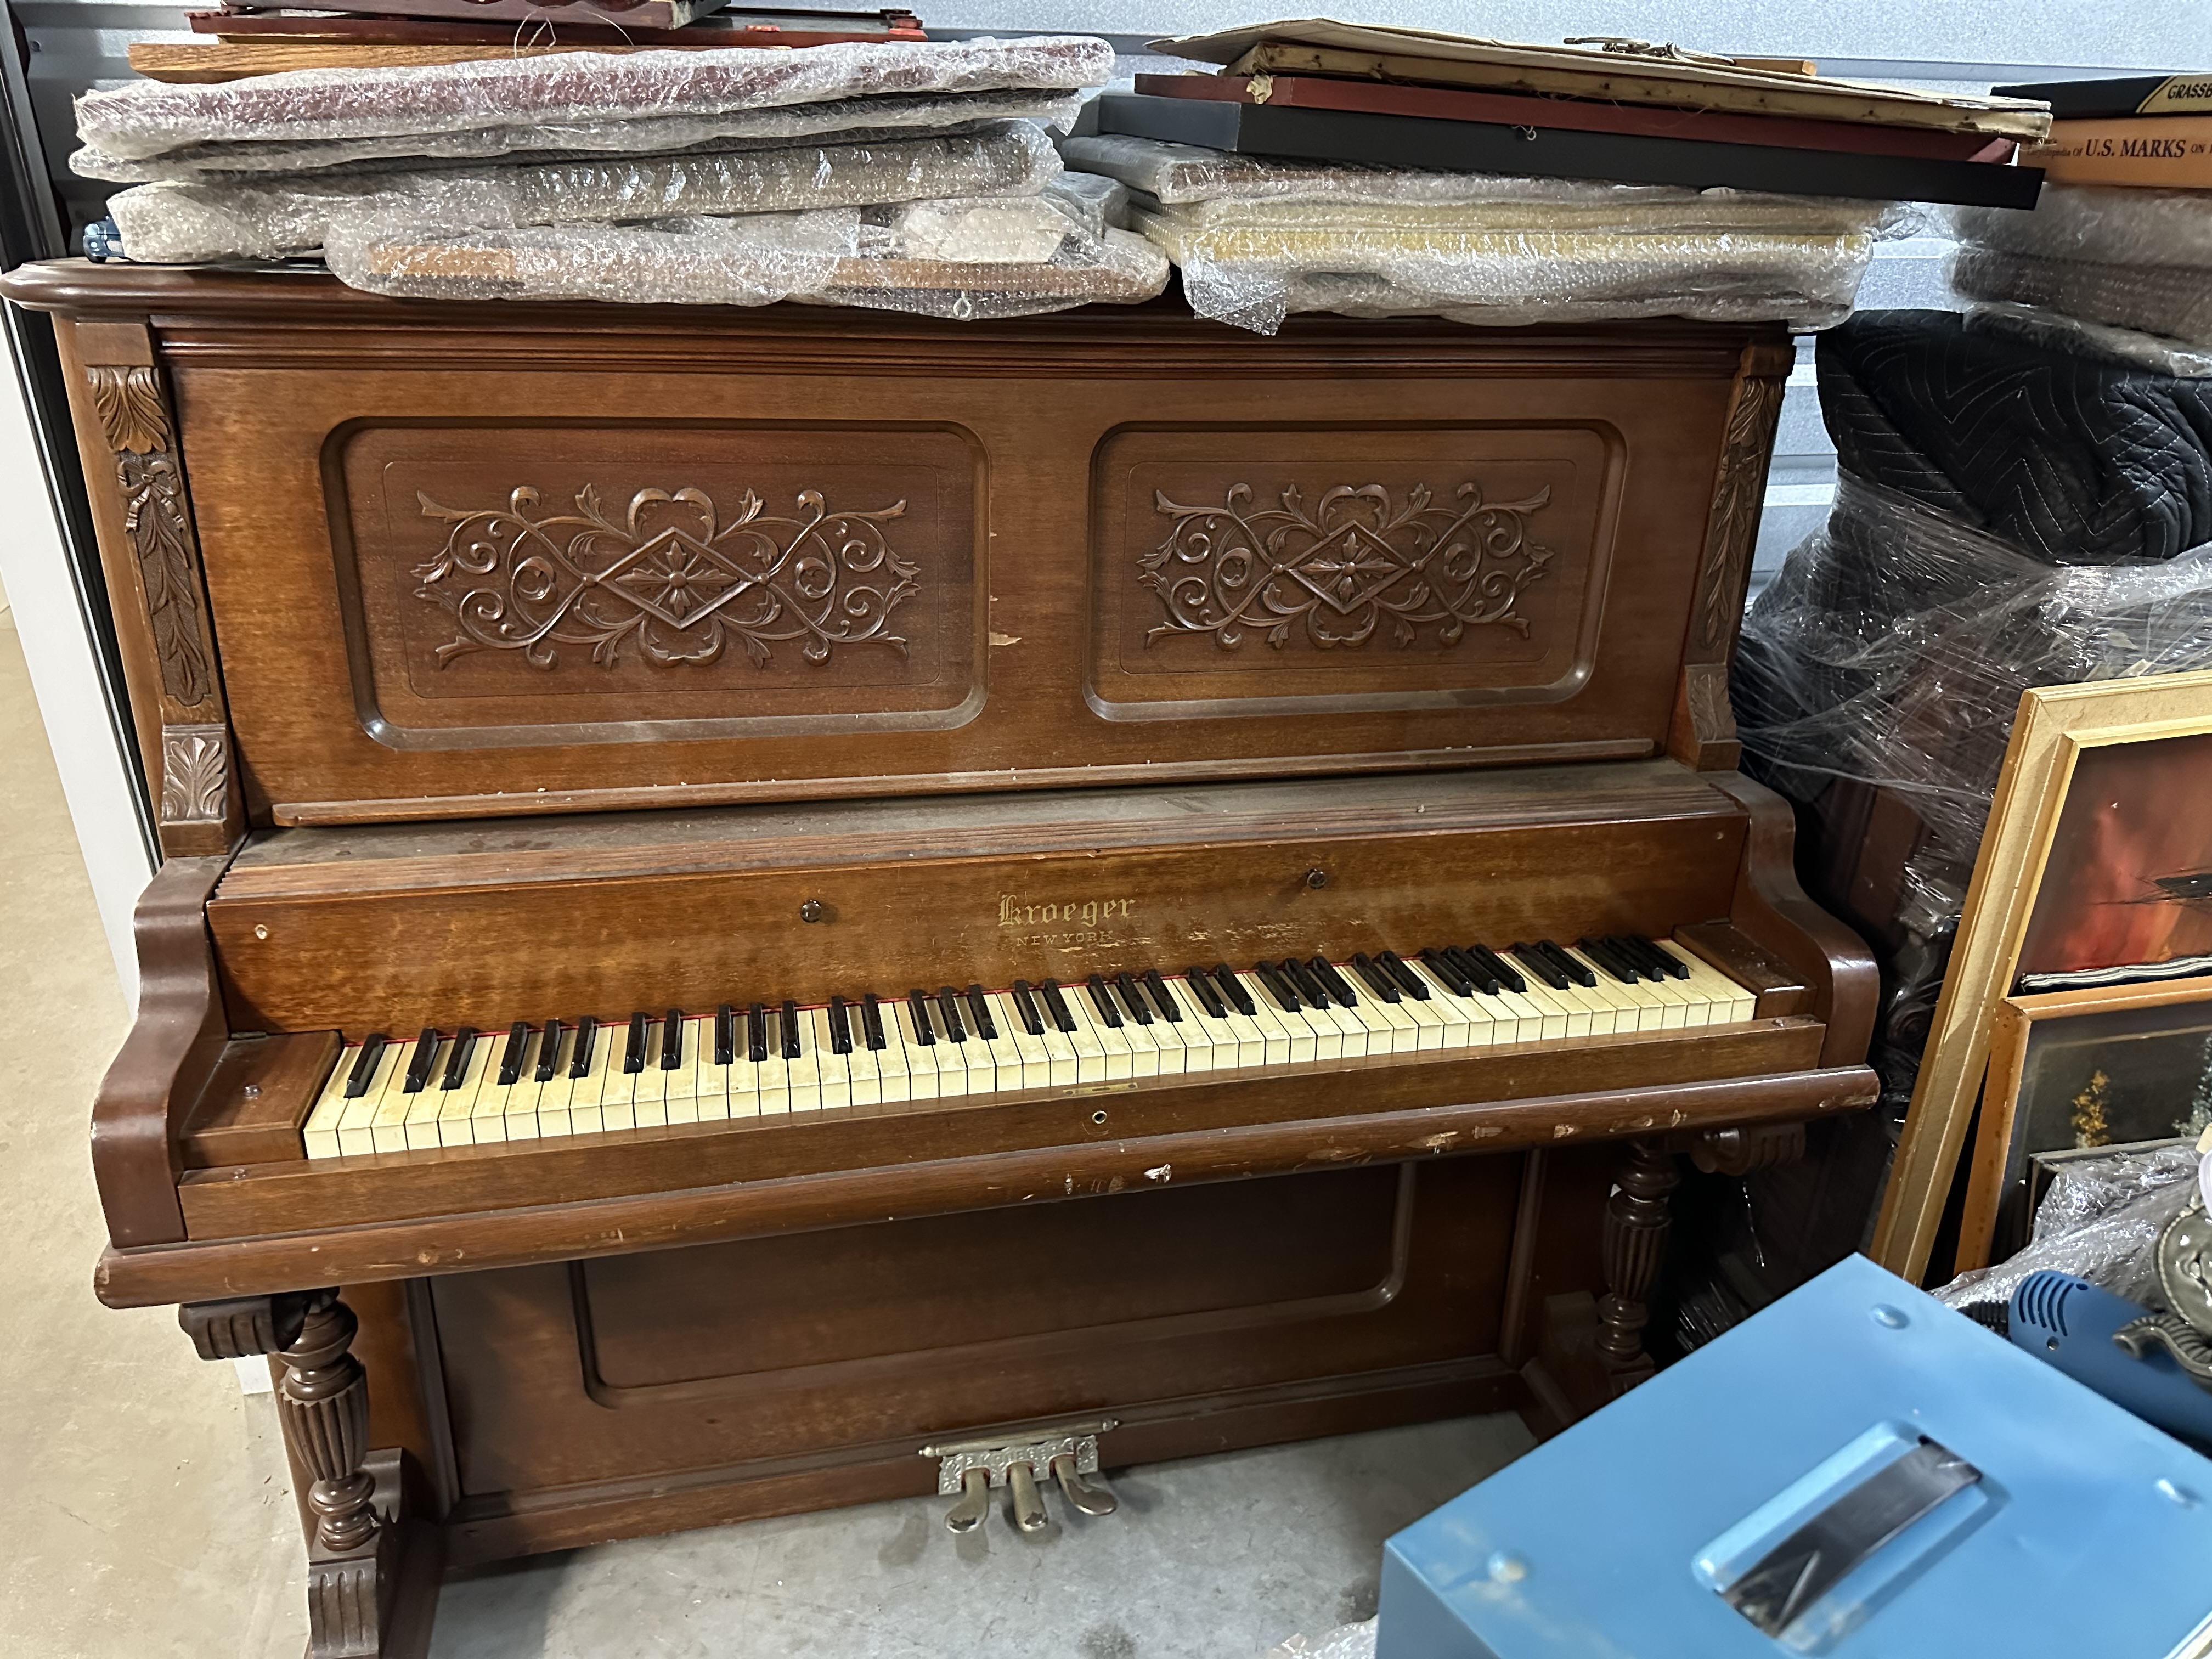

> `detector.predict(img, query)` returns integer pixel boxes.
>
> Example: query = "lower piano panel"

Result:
[407,1152,1571,1562]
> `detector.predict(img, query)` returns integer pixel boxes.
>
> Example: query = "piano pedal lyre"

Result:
[922,1419,1120,1534]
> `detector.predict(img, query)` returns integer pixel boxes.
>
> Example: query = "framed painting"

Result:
[1872,666,2212,1280]
[1955,976,2212,1272]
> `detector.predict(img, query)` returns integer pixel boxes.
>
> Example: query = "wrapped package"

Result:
[1933,1143,2203,1328]
[73,35,1113,163]
[1059,133,1884,335]
[1735,313,2212,1127]
[1955,183,2212,270]
[1965,302,2212,380]
[1949,243,2212,348]
[107,122,1059,263]
[324,188,1169,317]
[72,88,1088,184]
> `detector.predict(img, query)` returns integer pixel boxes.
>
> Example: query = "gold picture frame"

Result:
[1871,666,2212,1279]
[1955,974,2212,1273]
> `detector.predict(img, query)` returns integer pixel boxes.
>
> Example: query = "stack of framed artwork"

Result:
[1874,668,2212,1280]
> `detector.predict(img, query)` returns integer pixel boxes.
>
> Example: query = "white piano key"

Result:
[405,1039,456,1150]
[1402,964,1496,1049]
[691,1017,731,1123]
[458,1034,512,1147]
[757,1009,795,1116]
[522,1027,570,1141]
[1227,972,1297,1065]
[843,1006,882,1109]
[302,1046,357,1160]
[1186,975,1263,1067]
[1302,975,1369,1057]
[1333,970,1418,1053]
[335,1040,403,1158]
[1149,980,1215,1073]
[1489,975,1568,1042]
[893,998,940,1101]
[600,1027,641,1132]
[870,1001,911,1104]
[1565,947,1667,1032]
[1025,991,1079,1085]
[661,1018,703,1122]
[1524,960,1619,1036]
[1054,988,1116,1082]
[968,994,1025,1090]
[631,1021,670,1129]
[809,1007,850,1110]
[566,1023,613,1135]
[988,992,1052,1089]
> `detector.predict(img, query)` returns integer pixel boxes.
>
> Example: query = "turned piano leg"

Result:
[1595,1138,1682,1397]
[179,1290,439,1659]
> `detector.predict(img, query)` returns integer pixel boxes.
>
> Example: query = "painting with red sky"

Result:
[2016,730,2212,979]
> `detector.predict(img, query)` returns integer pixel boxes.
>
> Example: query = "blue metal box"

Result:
[1378,1255,2212,1658]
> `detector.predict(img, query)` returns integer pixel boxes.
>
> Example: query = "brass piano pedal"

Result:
[1007,1460,1049,1533]
[921,1418,1118,1535]
[944,1466,992,1533]
[1050,1452,1118,1517]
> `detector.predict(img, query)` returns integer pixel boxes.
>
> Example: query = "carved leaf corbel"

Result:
[160,724,229,825]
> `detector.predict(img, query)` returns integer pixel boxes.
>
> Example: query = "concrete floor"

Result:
[0,601,1533,1657]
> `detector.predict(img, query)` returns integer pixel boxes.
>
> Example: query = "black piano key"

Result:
[568,1016,597,1079]
[1351,954,1401,1003]
[780,1000,804,1058]
[935,986,968,1042]
[1085,974,1125,1028]
[440,1026,478,1090]
[1309,957,1359,1007]
[1538,940,1597,988]
[1281,957,1330,1008]
[860,993,887,1051]
[496,1020,529,1086]
[828,996,853,1056]
[1624,933,1691,980]
[714,1004,735,1067]
[1212,964,1259,1016]
[1011,980,1046,1037]
[402,1027,439,1094]
[1184,967,1228,1020]
[964,984,998,1040]
[1143,969,1183,1022]
[1376,951,1430,1000]
[1596,936,1655,984]
[661,1008,685,1070]
[622,1012,650,1074]
[1439,946,1494,995]
[1456,945,1510,995]
[1114,972,1155,1025]
[1510,944,1571,991]
[907,990,937,1046]
[1040,979,1077,1034]
[343,1032,390,1098]
[1577,936,1642,984]
[1465,944,1526,995]
[748,1002,770,1062]
[535,1019,566,1084]
[1254,962,1302,1012]
[1420,949,1475,997]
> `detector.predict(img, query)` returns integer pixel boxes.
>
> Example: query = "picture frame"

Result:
[1871,667,2212,1280]
[1953,975,2212,1273]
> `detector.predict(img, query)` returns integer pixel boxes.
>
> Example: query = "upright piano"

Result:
[3,261,1876,1658]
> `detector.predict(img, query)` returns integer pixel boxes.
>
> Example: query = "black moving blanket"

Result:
[1819,309,2212,567]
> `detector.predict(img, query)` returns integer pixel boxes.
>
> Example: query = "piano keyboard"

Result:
[300,935,1756,1160]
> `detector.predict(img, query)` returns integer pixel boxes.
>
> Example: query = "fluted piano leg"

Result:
[179,1289,438,1658]
[1595,1138,1681,1396]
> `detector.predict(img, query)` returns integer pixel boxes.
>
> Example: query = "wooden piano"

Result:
[3,261,1876,1657]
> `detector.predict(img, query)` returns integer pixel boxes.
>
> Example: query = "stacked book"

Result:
[1951,74,2212,369]
[1071,19,2052,336]
[75,34,1171,315]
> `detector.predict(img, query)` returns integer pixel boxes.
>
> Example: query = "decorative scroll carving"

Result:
[1690,373,1787,659]
[87,365,213,708]
[160,723,229,825]
[413,484,918,671]
[178,1291,312,1361]
[1595,1138,1681,1396]
[1141,479,1553,653]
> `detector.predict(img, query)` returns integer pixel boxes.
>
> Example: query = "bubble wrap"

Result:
[324,190,1169,317]
[107,122,1059,264]
[73,35,1112,163]
[1934,1143,2203,1321]
[1950,244,2212,348]
[1955,183,2212,270]
[1059,133,1883,335]
[1965,302,2212,379]
[72,88,1088,184]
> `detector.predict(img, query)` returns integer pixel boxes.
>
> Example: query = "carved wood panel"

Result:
[1090,427,1617,718]
[87,365,217,711]
[332,425,980,747]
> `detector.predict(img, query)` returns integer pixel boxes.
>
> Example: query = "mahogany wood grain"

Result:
[91,856,232,1246]
[103,1052,1873,1306]
[179,1030,338,1168]
[4,264,1787,828]
[1675,919,1812,1018]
